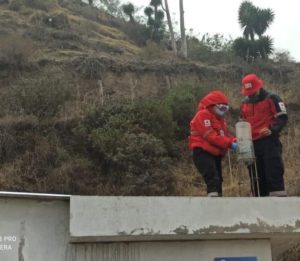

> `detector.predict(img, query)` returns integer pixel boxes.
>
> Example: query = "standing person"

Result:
[189,91,237,197]
[240,74,288,197]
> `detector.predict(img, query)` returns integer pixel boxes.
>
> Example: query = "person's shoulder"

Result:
[196,109,212,118]
[264,89,283,103]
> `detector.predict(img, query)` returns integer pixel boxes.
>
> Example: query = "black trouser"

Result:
[193,148,223,195]
[248,135,285,197]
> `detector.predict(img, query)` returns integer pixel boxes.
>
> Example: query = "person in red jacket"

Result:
[189,91,237,197]
[240,74,288,197]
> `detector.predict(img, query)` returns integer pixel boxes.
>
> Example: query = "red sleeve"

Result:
[193,111,233,150]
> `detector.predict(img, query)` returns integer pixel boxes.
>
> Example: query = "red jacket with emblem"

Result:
[189,91,235,156]
[240,89,288,141]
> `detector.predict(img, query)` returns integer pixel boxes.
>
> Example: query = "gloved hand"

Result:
[230,142,238,152]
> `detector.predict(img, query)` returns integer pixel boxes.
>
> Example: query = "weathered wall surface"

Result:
[1,194,300,261]
[0,197,69,261]
[70,196,300,241]
[68,240,271,261]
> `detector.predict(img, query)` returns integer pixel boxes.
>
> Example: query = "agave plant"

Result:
[256,35,274,59]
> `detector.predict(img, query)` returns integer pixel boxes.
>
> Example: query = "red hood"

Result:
[197,91,228,111]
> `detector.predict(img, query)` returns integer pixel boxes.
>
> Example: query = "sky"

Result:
[128,0,300,61]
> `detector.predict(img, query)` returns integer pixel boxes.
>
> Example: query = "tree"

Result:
[150,0,162,21]
[234,0,274,60]
[97,0,123,17]
[122,3,135,23]
[238,1,257,41]
[255,8,274,38]
[144,0,165,43]
[88,0,93,6]
[162,0,177,56]
[179,0,187,58]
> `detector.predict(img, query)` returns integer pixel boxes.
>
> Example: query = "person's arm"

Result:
[269,94,288,134]
[193,111,232,150]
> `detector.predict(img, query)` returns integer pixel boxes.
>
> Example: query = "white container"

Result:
[235,121,255,163]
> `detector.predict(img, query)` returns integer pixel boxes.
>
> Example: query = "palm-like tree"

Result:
[144,1,165,43]
[238,1,257,41]
[235,0,274,60]
[255,8,274,37]
[122,3,135,23]
[150,0,162,15]
[144,6,154,26]
[144,6,154,18]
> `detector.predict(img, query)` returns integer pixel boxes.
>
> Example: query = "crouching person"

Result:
[189,91,237,197]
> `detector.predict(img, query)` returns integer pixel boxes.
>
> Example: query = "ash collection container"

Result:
[235,121,255,164]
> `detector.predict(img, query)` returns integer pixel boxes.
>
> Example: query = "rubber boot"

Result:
[269,191,287,197]
[207,192,219,197]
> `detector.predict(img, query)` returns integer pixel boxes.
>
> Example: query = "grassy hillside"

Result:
[0,0,300,196]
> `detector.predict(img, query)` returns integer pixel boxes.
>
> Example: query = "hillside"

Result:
[0,0,300,197]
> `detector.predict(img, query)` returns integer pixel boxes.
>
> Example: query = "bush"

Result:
[0,134,70,193]
[7,75,73,118]
[72,101,178,195]
[139,41,168,60]
[9,0,24,11]
[119,21,151,46]
[24,0,56,11]
[74,56,106,79]
[165,85,197,138]
[43,13,69,29]
[188,34,235,64]
[78,5,99,21]
[0,36,35,72]
[164,83,213,139]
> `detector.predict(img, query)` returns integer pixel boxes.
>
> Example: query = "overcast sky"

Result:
[128,0,300,61]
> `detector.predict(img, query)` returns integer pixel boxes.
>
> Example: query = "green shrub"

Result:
[165,86,196,138]
[72,101,177,195]
[115,132,175,195]
[7,75,73,118]
[164,83,213,139]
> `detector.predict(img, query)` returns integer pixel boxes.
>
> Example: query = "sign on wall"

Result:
[214,257,257,261]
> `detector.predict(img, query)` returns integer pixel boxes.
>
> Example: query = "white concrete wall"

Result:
[70,196,300,241]
[0,197,69,261]
[1,194,300,261]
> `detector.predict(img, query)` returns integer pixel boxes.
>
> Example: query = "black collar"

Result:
[243,89,270,103]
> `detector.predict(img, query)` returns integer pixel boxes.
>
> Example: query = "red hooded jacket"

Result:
[189,91,235,156]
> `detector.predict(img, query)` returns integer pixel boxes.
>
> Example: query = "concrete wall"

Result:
[68,240,271,261]
[0,196,69,261]
[70,196,300,241]
[1,194,300,261]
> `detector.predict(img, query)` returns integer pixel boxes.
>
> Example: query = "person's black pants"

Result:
[248,135,285,197]
[193,148,223,195]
